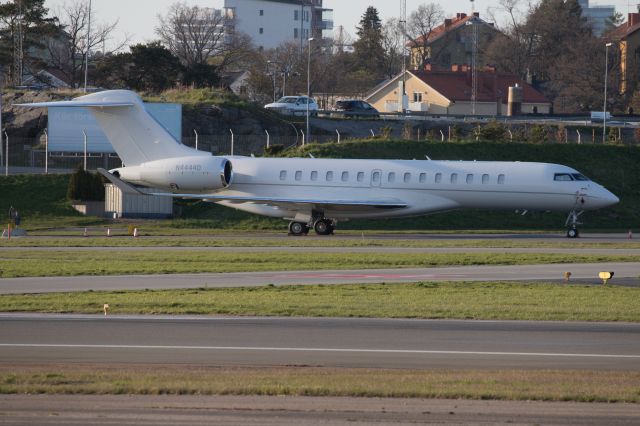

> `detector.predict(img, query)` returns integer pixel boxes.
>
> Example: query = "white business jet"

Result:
[19,90,619,237]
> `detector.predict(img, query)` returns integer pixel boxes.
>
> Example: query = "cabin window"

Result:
[326,171,334,181]
[388,172,396,183]
[498,174,506,184]
[450,173,458,184]
[419,173,426,183]
[279,170,287,181]
[404,173,411,183]
[295,171,302,181]
[554,173,573,181]
[311,171,318,181]
[482,174,489,184]
[466,174,474,184]
[372,171,381,183]
[357,172,365,182]
[341,171,349,182]
[435,173,442,183]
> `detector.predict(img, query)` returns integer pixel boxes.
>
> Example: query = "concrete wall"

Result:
[104,184,173,219]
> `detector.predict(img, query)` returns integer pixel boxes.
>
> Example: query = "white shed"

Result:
[104,184,174,219]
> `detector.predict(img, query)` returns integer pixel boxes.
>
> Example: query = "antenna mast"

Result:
[470,0,478,115]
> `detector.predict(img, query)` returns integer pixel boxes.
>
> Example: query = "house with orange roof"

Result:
[365,67,551,116]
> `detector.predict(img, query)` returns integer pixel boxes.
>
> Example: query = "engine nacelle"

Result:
[111,156,233,192]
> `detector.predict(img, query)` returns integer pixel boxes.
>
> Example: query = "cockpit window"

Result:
[554,173,573,181]
[572,173,589,181]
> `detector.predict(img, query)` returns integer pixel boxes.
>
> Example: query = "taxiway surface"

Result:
[1,314,638,370]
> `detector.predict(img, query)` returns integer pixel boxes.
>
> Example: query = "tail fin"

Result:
[17,90,204,166]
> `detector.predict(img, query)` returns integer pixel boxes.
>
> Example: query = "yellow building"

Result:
[607,13,640,96]
[365,68,551,116]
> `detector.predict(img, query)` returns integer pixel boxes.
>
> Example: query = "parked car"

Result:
[332,100,379,118]
[264,96,319,116]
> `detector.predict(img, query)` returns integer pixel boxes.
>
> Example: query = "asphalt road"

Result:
[1,314,638,370]
[1,262,638,294]
[2,395,639,426]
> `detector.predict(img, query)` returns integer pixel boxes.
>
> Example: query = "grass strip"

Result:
[0,250,638,278]
[0,365,638,403]
[2,282,639,322]
[2,235,640,249]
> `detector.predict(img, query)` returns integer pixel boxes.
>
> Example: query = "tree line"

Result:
[0,0,633,113]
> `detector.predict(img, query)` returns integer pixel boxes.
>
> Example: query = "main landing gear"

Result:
[288,218,335,236]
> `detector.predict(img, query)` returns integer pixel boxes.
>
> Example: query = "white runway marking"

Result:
[1,344,638,359]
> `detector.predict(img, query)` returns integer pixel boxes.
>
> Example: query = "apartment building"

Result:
[224,0,333,50]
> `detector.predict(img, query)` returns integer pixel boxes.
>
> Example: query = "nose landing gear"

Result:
[565,210,584,238]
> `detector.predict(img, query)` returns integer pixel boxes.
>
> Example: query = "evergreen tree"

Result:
[352,6,385,77]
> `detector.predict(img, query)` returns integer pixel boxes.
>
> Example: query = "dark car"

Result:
[332,100,379,118]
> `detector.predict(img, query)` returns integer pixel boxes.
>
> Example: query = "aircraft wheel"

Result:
[289,221,308,236]
[566,227,579,238]
[314,219,334,236]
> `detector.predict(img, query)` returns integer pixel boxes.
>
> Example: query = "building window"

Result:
[466,174,473,184]
[419,173,426,183]
[259,28,264,34]
[326,171,334,181]
[413,92,423,102]
[482,174,489,184]
[279,170,287,181]
[435,173,442,183]
[404,172,411,183]
[388,172,396,183]
[294,10,299,20]
[498,174,506,185]
[311,171,318,181]
[357,172,365,182]
[294,28,299,38]
[295,171,302,181]
[259,9,264,16]
[450,173,458,184]
[341,171,349,182]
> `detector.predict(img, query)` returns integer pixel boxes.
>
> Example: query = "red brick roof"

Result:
[411,70,549,103]
[409,13,490,46]
[606,13,640,40]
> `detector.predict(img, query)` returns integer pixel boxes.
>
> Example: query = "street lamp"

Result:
[603,42,613,144]
[306,37,314,145]
[267,60,279,101]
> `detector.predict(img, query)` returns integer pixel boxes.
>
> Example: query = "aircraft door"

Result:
[371,169,382,187]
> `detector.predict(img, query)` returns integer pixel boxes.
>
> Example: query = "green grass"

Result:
[1,365,638,402]
[2,282,639,322]
[0,250,637,278]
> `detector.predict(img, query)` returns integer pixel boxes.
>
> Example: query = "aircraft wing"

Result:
[152,192,408,211]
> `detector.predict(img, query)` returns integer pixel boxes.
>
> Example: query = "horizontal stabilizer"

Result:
[15,101,134,108]
[97,168,143,195]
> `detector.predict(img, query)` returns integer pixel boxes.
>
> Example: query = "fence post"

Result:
[229,129,234,156]
[448,126,452,142]
[507,129,513,142]
[370,129,375,138]
[576,129,581,145]
[335,129,340,144]
[265,129,270,148]
[82,130,88,170]
[194,129,199,151]
[300,130,305,146]
[44,129,48,174]
[439,129,445,142]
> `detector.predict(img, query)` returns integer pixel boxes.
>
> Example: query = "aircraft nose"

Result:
[593,187,619,208]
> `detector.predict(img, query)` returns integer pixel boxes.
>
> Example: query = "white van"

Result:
[590,111,612,122]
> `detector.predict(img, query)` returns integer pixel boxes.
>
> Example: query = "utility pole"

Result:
[84,0,92,92]
[468,0,478,116]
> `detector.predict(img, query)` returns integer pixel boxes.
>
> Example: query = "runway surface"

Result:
[2,394,639,426]
[1,262,638,294]
[1,314,639,370]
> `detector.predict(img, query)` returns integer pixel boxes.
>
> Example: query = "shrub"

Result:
[67,167,105,201]
[475,120,507,141]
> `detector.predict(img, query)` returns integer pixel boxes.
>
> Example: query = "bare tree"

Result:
[47,0,129,88]
[156,2,227,67]
[405,3,445,69]
[381,18,403,79]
